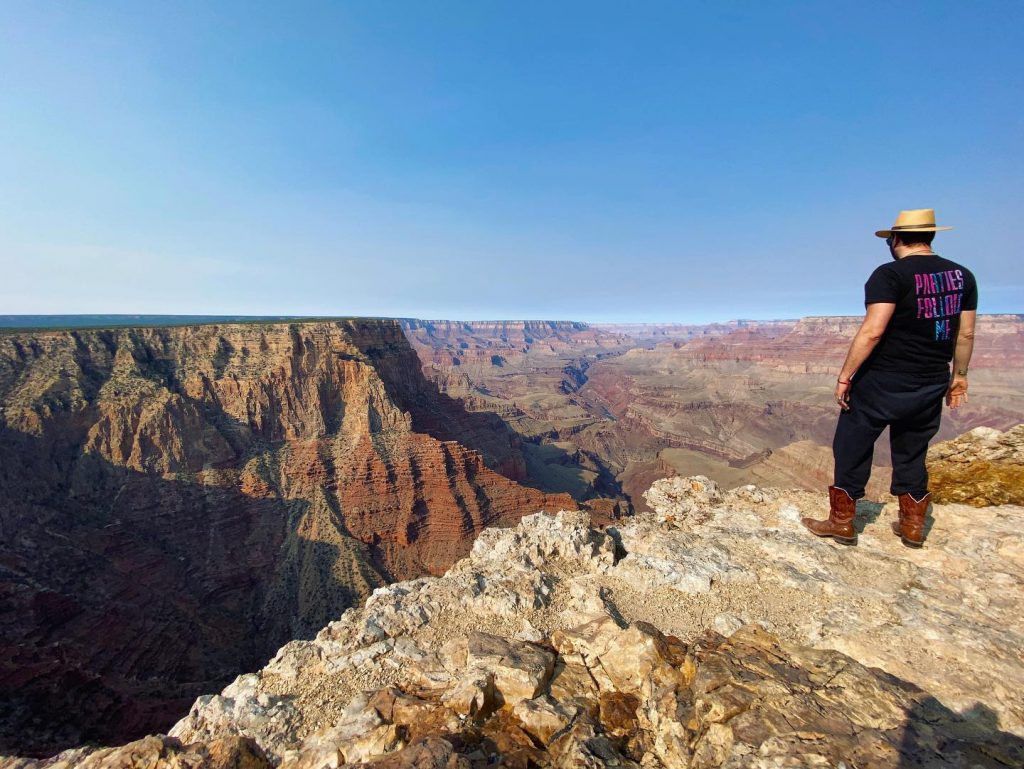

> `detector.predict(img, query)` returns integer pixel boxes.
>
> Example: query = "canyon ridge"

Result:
[0,320,579,756]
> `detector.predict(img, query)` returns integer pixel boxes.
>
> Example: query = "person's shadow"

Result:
[898,698,1024,767]
[853,499,937,540]
[921,501,937,539]
[853,499,886,534]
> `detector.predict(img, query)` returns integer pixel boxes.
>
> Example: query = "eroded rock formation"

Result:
[8,473,1016,766]
[0,321,574,755]
[581,315,1024,507]
[400,320,633,374]
[4,312,1023,765]
[0,736,271,769]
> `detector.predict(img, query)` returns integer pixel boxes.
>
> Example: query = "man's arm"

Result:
[947,310,976,409]
[838,303,896,381]
[833,303,895,410]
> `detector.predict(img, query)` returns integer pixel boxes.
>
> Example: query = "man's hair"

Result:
[895,231,936,246]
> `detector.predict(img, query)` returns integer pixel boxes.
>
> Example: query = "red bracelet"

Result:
[837,379,852,384]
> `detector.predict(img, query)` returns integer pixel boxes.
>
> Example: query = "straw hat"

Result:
[875,208,953,238]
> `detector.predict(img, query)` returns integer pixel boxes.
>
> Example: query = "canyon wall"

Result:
[400,320,633,373]
[0,321,574,756]
[399,320,635,507]
[401,315,1024,512]
[581,315,1024,507]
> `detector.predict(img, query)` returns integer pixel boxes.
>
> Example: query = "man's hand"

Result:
[946,375,968,409]
[835,380,851,411]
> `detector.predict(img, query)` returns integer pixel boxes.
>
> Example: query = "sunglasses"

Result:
[886,235,894,247]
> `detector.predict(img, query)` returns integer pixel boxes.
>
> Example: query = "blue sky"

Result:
[1,2,1021,322]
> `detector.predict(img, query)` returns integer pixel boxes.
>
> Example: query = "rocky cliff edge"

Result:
[7,445,1023,768]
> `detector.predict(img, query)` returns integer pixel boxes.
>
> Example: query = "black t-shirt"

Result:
[859,253,978,379]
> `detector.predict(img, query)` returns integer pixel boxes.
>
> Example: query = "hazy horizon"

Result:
[2,310,1021,332]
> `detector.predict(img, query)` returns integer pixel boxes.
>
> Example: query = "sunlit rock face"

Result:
[0,321,574,756]
[927,424,1024,506]
[0,736,272,769]
[634,475,1024,736]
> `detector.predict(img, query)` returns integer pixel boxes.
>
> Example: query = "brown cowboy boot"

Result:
[892,492,930,548]
[801,486,858,545]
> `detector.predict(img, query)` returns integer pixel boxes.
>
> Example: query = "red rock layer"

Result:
[665,314,1024,372]
[0,320,573,757]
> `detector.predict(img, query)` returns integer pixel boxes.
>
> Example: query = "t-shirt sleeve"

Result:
[864,265,901,304]
[961,268,978,310]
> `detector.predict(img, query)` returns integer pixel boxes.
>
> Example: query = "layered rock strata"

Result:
[10,475,1013,766]
[0,321,574,755]
[399,320,633,374]
[399,320,635,507]
[579,315,1024,507]
[401,315,1024,513]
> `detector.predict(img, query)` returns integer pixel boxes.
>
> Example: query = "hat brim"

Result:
[875,226,954,238]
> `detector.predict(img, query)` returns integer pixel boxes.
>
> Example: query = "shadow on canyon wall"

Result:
[0,409,377,757]
[359,329,629,506]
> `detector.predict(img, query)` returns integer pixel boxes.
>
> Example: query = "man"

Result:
[801,208,977,547]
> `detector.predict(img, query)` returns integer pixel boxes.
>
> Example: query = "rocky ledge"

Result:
[928,424,1024,506]
[5,476,1023,768]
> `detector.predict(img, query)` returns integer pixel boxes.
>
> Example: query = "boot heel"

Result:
[835,534,858,546]
[896,492,930,549]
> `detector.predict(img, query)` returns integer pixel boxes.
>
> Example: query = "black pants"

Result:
[832,367,948,499]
